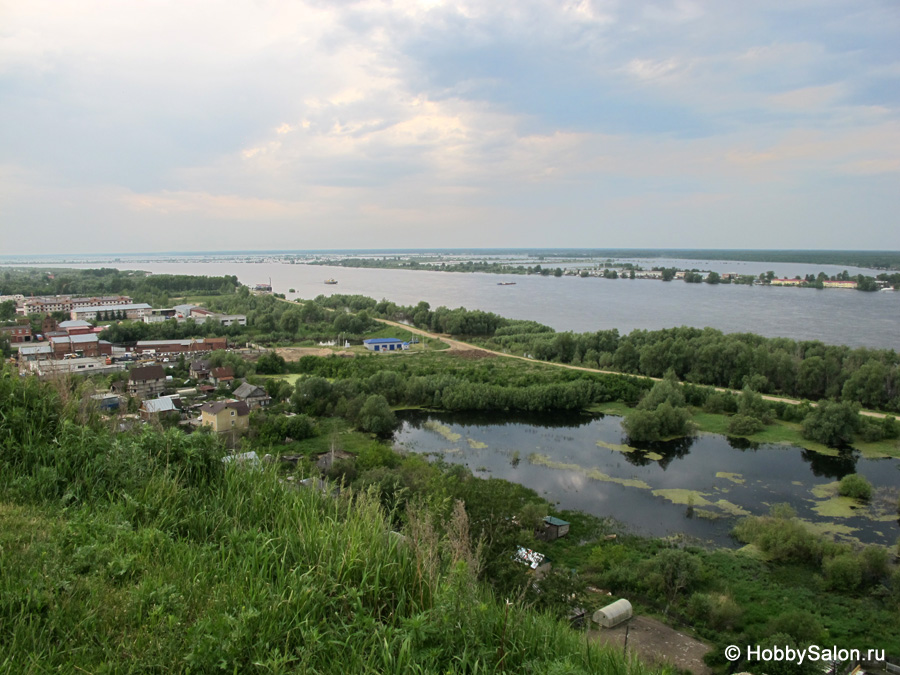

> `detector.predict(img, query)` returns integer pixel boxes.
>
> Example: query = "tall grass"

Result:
[0,366,668,673]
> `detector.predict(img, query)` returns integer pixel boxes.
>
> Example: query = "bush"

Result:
[838,473,872,501]
[823,554,862,591]
[726,415,763,437]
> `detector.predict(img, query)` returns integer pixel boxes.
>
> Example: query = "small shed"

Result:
[592,599,632,628]
[541,515,570,541]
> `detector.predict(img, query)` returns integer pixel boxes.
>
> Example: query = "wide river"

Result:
[20,259,900,350]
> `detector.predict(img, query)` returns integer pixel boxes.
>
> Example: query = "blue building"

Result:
[363,338,410,352]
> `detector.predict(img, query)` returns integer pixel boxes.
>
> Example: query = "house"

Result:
[58,319,95,336]
[127,364,167,399]
[363,338,409,353]
[48,333,111,359]
[539,516,571,542]
[199,400,250,433]
[233,381,270,408]
[132,337,227,356]
[190,359,212,380]
[210,367,235,386]
[70,303,152,321]
[217,314,247,327]
[0,324,32,343]
[18,344,52,362]
[140,395,182,421]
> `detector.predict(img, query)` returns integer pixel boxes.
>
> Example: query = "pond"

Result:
[395,411,900,548]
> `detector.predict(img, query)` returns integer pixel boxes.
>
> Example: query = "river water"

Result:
[18,259,900,350]
[396,410,900,548]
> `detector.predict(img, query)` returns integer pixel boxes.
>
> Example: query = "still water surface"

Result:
[35,260,900,350]
[396,411,900,548]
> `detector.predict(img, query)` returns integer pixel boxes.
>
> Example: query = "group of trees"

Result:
[0,267,239,301]
[622,373,694,442]
[313,295,900,412]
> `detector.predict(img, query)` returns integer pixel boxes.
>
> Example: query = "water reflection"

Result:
[623,437,695,469]
[800,449,859,479]
[726,436,760,451]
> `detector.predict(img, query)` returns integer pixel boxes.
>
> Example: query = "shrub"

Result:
[823,554,862,591]
[727,414,764,437]
[838,473,872,501]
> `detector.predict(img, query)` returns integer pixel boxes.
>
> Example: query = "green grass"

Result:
[0,367,664,674]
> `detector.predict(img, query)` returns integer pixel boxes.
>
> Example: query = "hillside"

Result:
[0,367,665,674]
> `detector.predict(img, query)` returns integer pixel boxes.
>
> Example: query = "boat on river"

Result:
[497,282,516,286]
[324,279,338,285]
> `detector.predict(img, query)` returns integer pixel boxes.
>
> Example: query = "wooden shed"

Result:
[592,599,632,628]
[541,515,570,541]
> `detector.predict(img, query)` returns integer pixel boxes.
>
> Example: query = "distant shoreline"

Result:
[2,247,900,271]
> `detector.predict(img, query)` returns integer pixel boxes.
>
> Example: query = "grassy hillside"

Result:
[0,367,665,674]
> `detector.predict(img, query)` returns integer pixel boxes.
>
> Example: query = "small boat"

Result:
[324,279,338,285]
[497,282,516,286]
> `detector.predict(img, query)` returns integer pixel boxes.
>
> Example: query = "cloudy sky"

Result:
[1,0,898,254]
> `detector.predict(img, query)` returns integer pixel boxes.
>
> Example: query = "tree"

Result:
[802,401,859,447]
[0,300,16,321]
[357,395,398,437]
[646,548,701,608]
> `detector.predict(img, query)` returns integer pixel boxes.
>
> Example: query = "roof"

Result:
[190,359,211,370]
[211,367,234,379]
[138,339,201,347]
[59,319,92,328]
[77,303,152,313]
[50,333,99,345]
[19,345,51,355]
[544,516,570,527]
[129,364,166,382]
[233,382,266,399]
[200,400,250,416]
[141,396,181,414]
[363,338,405,344]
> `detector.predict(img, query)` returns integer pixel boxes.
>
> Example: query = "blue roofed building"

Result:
[363,337,410,353]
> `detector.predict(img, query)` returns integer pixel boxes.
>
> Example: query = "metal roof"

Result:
[19,345,51,355]
[363,338,405,344]
[141,396,180,413]
[544,516,570,527]
[78,303,152,313]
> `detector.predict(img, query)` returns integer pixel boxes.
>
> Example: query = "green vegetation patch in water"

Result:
[423,421,462,443]
[528,454,651,489]
[716,472,745,485]
[596,440,637,453]
[466,438,488,449]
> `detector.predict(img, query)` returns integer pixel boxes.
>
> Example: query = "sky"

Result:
[1,0,899,255]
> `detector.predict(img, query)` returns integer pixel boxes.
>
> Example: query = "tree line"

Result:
[313,295,900,412]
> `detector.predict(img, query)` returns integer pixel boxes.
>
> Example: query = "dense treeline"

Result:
[98,290,379,346]
[0,365,659,674]
[313,295,900,412]
[0,267,239,300]
[286,354,649,429]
